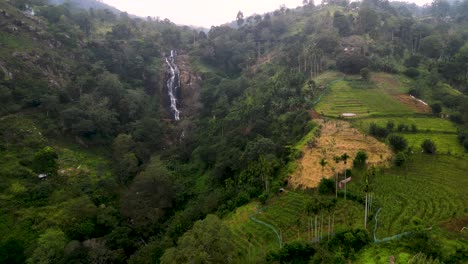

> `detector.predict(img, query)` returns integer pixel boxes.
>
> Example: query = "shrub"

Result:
[431,103,442,114]
[360,67,370,82]
[318,178,335,195]
[394,152,407,167]
[404,68,420,78]
[421,139,436,154]
[353,150,368,167]
[387,134,408,152]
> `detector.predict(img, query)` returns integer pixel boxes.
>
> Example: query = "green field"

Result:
[353,117,458,134]
[315,80,413,117]
[401,133,466,155]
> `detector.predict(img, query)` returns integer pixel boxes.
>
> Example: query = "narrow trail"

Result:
[249,207,282,249]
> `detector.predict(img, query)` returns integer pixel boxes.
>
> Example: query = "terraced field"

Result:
[400,133,465,155]
[353,117,458,134]
[225,191,364,262]
[347,154,468,238]
[315,81,413,117]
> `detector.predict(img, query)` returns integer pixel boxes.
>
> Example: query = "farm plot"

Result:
[352,117,458,134]
[347,154,468,238]
[401,133,465,155]
[315,81,413,117]
[224,202,278,263]
[225,191,364,262]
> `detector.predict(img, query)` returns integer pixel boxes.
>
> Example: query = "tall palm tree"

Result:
[341,153,350,200]
[333,155,341,198]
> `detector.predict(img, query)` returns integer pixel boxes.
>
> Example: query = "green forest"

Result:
[0,0,467,263]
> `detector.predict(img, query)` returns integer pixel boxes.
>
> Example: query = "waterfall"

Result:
[165,50,181,120]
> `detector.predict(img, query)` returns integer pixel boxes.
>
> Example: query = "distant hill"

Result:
[48,0,121,13]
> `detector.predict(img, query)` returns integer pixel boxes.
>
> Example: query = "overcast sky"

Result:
[102,0,431,28]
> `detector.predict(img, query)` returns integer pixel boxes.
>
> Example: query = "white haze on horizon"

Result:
[102,0,433,28]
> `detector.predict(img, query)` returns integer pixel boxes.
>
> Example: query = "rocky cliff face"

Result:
[162,53,201,121]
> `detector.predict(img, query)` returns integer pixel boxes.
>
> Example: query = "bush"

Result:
[318,178,335,195]
[394,152,407,167]
[431,103,442,114]
[387,134,408,152]
[353,150,368,167]
[404,68,420,78]
[421,139,436,154]
[360,67,370,82]
[369,123,389,138]
[266,241,315,263]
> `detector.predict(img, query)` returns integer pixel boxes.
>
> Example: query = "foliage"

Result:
[336,53,369,74]
[26,228,68,264]
[360,67,370,82]
[31,146,58,175]
[160,215,235,264]
[421,139,437,154]
[353,150,368,167]
[266,241,315,263]
[387,134,408,152]
[394,152,407,167]
[318,178,335,195]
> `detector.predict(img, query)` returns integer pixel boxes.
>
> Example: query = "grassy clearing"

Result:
[53,140,112,182]
[314,80,413,117]
[348,154,468,238]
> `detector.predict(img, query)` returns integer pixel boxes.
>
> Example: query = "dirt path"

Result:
[289,120,393,188]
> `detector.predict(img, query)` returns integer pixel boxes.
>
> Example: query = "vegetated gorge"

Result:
[0,0,467,263]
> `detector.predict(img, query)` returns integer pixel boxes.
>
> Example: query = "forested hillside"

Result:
[0,0,467,263]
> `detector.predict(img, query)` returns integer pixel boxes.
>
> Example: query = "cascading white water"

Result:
[165,50,181,120]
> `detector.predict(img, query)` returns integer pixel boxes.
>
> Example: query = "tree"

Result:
[31,146,58,175]
[358,7,379,33]
[112,134,139,185]
[387,134,408,152]
[353,150,368,167]
[394,152,407,167]
[27,229,67,264]
[431,103,442,114]
[333,11,351,36]
[236,11,244,27]
[421,139,436,154]
[336,53,369,74]
[420,35,443,59]
[360,67,370,82]
[160,215,235,264]
[341,153,350,200]
[333,155,341,198]
[319,158,328,178]
[430,0,451,18]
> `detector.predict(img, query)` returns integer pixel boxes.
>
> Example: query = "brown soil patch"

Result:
[309,109,321,119]
[395,94,431,113]
[439,216,468,235]
[289,120,393,189]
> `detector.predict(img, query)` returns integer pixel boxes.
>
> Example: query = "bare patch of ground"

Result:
[309,109,321,119]
[395,94,431,113]
[289,119,393,189]
[439,216,468,235]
